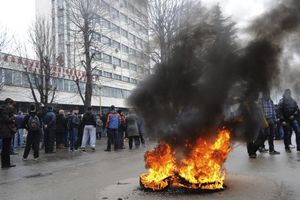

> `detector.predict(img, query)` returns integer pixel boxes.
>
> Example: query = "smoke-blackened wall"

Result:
[128,0,300,146]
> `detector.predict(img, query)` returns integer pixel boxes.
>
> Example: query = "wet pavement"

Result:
[0,138,299,200]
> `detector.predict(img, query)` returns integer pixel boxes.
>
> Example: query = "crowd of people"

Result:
[0,100,145,169]
[1,88,300,168]
[246,89,300,158]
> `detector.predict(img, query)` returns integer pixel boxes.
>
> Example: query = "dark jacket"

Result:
[278,97,299,121]
[15,114,25,129]
[56,114,66,132]
[43,111,56,130]
[126,113,139,137]
[82,111,96,127]
[23,111,41,132]
[0,105,16,138]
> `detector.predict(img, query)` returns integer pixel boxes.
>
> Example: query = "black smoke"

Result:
[128,0,300,147]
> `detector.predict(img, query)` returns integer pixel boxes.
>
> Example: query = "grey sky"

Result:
[0,0,276,53]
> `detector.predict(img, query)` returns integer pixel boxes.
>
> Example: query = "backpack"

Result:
[28,115,40,131]
[72,115,80,127]
[108,113,120,129]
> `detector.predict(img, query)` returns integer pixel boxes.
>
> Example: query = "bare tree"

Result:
[0,27,10,52]
[23,17,57,106]
[67,0,108,110]
[147,0,203,64]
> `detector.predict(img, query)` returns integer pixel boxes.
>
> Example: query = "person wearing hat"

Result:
[22,105,41,161]
[0,98,17,168]
[43,106,56,153]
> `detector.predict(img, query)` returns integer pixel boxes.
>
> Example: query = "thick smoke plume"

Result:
[128,0,300,147]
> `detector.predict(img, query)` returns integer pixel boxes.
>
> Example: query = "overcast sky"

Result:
[0,0,276,54]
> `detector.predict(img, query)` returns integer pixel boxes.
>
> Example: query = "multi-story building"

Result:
[0,0,149,112]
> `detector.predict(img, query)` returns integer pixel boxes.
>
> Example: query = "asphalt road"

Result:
[0,138,299,200]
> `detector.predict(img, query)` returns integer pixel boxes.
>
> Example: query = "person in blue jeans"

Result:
[69,109,80,151]
[105,105,121,151]
[278,89,300,152]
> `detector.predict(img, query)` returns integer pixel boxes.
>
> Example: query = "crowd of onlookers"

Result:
[0,99,145,169]
[246,89,300,158]
[1,88,300,168]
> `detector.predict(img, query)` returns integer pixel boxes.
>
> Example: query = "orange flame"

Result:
[140,129,231,191]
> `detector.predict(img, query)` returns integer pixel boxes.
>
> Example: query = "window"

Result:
[136,51,142,59]
[113,74,122,80]
[110,7,119,19]
[120,13,127,23]
[130,63,137,71]
[103,71,112,78]
[129,48,136,56]
[64,79,71,92]
[112,40,120,50]
[21,72,30,87]
[128,33,135,43]
[131,78,138,84]
[13,71,22,86]
[100,0,110,12]
[137,66,144,73]
[101,35,111,46]
[112,57,121,66]
[101,18,110,29]
[56,78,64,91]
[121,44,129,53]
[122,60,129,68]
[94,51,102,60]
[111,23,120,34]
[93,32,101,42]
[128,18,135,27]
[120,0,127,8]
[102,53,112,64]
[4,69,12,85]
[128,3,135,14]
[120,28,128,38]
[122,76,130,82]
[137,37,143,49]
[93,69,102,76]
[70,81,77,93]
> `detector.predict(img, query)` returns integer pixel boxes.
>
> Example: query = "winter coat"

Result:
[278,97,299,121]
[15,114,25,129]
[43,111,56,130]
[126,114,139,137]
[56,114,66,132]
[137,117,145,134]
[0,105,16,138]
[82,111,96,127]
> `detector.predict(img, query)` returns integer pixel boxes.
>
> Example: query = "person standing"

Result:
[55,110,66,149]
[0,98,17,168]
[81,107,96,151]
[126,110,140,149]
[96,114,103,140]
[70,109,80,151]
[137,116,146,146]
[259,91,280,155]
[278,89,300,153]
[43,106,56,153]
[22,105,41,161]
[118,110,126,149]
[14,111,25,148]
[105,105,121,151]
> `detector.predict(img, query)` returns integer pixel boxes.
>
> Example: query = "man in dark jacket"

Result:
[22,105,41,160]
[0,98,17,168]
[105,105,121,151]
[80,107,96,151]
[278,89,300,152]
[69,108,80,151]
[55,110,66,149]
[43,106,56,153]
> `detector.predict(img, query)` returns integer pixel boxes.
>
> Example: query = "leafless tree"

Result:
[23,17,57,107]
[147,0,203,64]
[0,27,10,52]
[67,0,109,110]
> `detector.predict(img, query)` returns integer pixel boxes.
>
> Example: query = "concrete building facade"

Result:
[0,0,150,111]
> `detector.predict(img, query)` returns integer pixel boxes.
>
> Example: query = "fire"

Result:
[140,130,231,191]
